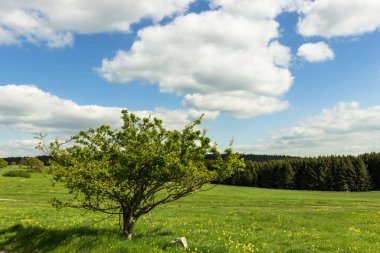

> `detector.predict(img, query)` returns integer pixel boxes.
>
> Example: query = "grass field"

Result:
[0,166,379,252]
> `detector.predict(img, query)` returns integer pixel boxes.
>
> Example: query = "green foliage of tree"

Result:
[0,158,8,168]
[315,157,331,191]
[256,162,272,188]
[224,160,258,187]
[273,160,295,189]
[351,157,372,191]
[330,156,347,191]
[20,157,44,172]
[37,110,244,239]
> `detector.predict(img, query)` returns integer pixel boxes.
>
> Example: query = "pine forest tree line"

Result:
[222,152,380,192]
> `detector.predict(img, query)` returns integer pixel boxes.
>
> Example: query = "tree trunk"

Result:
[122,209,135,240]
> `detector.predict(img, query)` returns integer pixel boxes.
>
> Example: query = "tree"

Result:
[228,160,258,187]
[0,158,8,168]
[273,160,295,189]
[351,157,371,191]
[37,110,244,239]
[20,157,44,172]
[361,152,380,189]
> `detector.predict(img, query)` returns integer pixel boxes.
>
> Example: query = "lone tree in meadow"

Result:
[37,110,244,239]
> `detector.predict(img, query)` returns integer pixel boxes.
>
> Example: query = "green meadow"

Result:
[0,166,379,253]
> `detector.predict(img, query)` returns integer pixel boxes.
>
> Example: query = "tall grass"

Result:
[2,169,31,178]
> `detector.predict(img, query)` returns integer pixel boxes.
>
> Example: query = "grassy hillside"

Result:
[0,166,379,252]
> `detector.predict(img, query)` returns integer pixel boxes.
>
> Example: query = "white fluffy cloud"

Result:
[0,27,17,45]
[0,84,212,133]
[0,84,216,156]
[0,84,122,133]
[210,0,297,19]
[99,1,293,119]
[0,0,194,47]
[239,102,380,156]
[297,41,334,62]
[184,92,288,119]
[297,0,380,38]
[0,8,74,47]
[99,13,292,95]
[0,139,39,158]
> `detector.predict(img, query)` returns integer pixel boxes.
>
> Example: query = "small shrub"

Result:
[20,157,44,172]
[0,158,8,169]
[3,170,31,178]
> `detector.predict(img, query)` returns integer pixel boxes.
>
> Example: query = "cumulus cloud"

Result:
[0,84,122,133]
[297,41,334,62]
[297,0,380,38]
[184,92,288,119]
[0,85,218,157]
[210,0,297,19]
[0,0,194,47]
[0,27,17,45]
[0,139,40,158]
[99,0,293,119]
[238,102,380,156]
[0,84,217,156]
[0,84,211,133]
[0,8,74,47]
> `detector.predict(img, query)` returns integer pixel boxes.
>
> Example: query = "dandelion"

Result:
[349,226,361,233]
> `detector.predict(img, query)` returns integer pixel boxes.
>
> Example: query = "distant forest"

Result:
[3,155,50,165]
[220,152,380,192]
[3,153,380,192]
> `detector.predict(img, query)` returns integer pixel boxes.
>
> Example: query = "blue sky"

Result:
[1,0,380,157]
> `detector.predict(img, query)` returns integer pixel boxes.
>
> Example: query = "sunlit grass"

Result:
[0,167,379,252]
